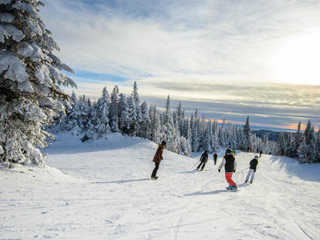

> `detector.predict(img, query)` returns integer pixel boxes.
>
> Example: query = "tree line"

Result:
[275,121,320,163]
[51,83,277,157]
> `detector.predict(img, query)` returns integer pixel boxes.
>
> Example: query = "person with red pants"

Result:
[218,148,237,190]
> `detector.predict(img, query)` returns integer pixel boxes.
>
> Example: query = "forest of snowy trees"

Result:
[50,83,277,158]
[1,0,319,166]
[275,120,320,163]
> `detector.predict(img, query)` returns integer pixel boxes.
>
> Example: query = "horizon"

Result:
[41,0,320,131]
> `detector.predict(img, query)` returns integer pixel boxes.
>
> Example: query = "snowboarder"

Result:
[245,155,259,184]
[259,150,263,158]
[218,148,237,190]
[197,150,208,171]
[151,141,166,180]
[213,152,218,165]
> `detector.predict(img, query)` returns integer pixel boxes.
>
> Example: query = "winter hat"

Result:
[161,141,167,146]
[254,155,259,159]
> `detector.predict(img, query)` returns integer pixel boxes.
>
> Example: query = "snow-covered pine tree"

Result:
[126,95,137,136]
[132,82,142,136]
[118,93,131,134]
[298,137,308,163]
[139,101,151,139]
[162,95,178,153]
[304,120,314,145]
[203,121,212,152]
[243,116,252,149]
[276,132,285,155]
[0,0,76,165]
[109,86,120,132]
[149,105,161,144]
[89,87,110,139]
[289,121,303,158]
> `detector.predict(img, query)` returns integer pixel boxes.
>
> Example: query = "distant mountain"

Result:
[253,129,294,142]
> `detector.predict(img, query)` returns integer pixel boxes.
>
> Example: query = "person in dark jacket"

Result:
[197,150,208,170]
[218,149,237,190]
[245,155,259,184]
[259,150,263,158]
[213,152,218,165]
[151,141,166,179]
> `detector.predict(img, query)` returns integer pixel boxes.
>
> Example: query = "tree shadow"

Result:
[92,178,150,184]
[184,189,228,196]
[269,156,320,183]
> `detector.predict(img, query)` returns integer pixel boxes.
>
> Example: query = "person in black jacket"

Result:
[245,155,259,184]
[197,150,208,171]
[218,149,237,190]
[213,152,218,165]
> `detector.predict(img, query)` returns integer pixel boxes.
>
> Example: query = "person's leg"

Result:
[245,170,251,182]
[225,173,237,187]
[201,161,206,170]
[197,161,202,169]
[151,162,160,177]
[250,170,255,183]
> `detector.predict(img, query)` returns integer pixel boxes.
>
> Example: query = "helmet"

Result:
[226,149,232,153]
[161,141,167,146]
[254,155,259,159]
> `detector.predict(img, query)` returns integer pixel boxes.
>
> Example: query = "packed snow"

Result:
[1,133,320,240]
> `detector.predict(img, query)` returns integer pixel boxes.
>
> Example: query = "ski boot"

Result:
[250,181,253,184]
[151,176,158,180]
[245,180,248,183]
[230,186,238,191]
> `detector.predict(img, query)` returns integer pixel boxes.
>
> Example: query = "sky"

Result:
[41,0,320,130]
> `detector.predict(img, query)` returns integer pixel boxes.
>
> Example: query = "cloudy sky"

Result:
[41,0,320,130]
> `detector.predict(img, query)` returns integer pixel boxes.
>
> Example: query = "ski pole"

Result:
[192,160,200,169]
[235,167,249,174]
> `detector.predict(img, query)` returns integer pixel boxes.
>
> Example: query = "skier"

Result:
[259,150,263,158]
[245,155,259,184]
[232,149,237,155]
[213,152,218,165]
[197,150,208,171]
[151,141,166,180]
[218,148,237,190]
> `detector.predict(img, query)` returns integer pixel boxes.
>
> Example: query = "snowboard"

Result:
[226,187,239,192]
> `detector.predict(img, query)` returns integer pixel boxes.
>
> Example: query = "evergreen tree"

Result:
[139,101,151,138]
[88,87,110,139]
[243,116,252,149]
[127,95,137,135]
[109,86,120,132]
[118,94,130,134]
[132,81,142,135]
[304,120,314,145]
[0,0,76,164]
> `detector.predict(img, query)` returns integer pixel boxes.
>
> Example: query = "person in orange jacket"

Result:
[151,141,166,180]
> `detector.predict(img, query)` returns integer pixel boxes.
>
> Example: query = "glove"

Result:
[218,169,221,172]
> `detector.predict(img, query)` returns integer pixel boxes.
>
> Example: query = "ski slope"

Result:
[1,133,320,240]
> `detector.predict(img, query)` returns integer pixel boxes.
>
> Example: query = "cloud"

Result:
[41,0,320,129]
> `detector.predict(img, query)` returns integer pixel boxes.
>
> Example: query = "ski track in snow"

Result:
[1,133,320,240]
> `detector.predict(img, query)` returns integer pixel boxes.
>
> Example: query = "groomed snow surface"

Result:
[1,133,320,240]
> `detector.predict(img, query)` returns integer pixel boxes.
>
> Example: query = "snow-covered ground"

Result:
[1,133,320,240]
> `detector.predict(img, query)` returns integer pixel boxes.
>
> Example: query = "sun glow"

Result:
[275,31,320,85]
